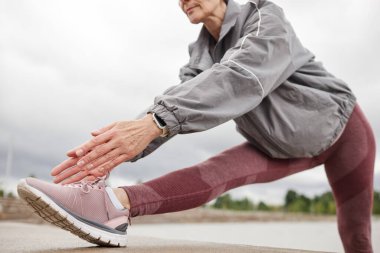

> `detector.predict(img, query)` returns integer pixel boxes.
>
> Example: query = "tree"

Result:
[311,192,336,214]
[6,192,14,199]
[287,195,311,213]
[233,197,254,211]
[257,201,270,211]
[212,194,254,211]
[213,194,233,209]
[285,190,298,211]
[373,191,380,215]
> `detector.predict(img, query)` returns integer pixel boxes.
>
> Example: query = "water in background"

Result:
[130,220,380,252]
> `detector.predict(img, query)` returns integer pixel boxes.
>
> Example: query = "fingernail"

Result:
[87,164,93,169]
[77,160,85,166]
[99,167,105,173]
[76,149,84,156]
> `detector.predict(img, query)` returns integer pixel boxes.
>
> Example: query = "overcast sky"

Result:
[0,0,379,205]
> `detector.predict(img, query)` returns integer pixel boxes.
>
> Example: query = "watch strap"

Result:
[152,113,169,137]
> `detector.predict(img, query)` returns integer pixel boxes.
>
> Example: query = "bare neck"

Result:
[203,1,227,41]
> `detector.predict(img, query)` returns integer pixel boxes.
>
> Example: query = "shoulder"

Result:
[239,0,293,36]
[241,0,285,18]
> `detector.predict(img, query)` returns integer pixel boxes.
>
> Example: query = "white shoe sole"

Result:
[17,179,127,247]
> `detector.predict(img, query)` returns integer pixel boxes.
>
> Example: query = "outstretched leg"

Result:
[320,104,376,253]
[121,142,323,217]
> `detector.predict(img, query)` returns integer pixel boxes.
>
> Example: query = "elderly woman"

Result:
[18,0,375,252]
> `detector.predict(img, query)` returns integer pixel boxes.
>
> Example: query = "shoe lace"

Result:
[69,173,109,193]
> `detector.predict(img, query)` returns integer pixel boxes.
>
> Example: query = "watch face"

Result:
[154,113,167,127]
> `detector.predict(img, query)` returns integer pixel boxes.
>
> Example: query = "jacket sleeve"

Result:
[179,62,202,83]
[128,56,201,162]
[147,7,300,138]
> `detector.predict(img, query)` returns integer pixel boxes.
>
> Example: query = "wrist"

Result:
[143,114,164,138]
[151,113,168,137]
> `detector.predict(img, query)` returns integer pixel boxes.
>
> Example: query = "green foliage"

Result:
[311,192,336,214]
[284,190,336,214]
[287,194,311,213]
[284,190,380,215]
[213,194,254,211]
[257,201,270,211]
[285,189,297,208]
[211,190,380,215]
[0,185,14,199]
[373,191,380,215]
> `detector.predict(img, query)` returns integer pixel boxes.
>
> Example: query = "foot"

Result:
[17,175,130,247]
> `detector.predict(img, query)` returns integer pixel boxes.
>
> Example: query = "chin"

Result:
[187,13,203,24]
[188,18,202,24]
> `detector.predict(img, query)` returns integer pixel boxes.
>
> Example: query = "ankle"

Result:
[112,188,131,210]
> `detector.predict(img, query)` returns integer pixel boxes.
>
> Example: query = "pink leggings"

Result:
[122,103,376,253]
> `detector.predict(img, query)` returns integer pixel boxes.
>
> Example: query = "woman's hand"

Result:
[51,113,162,184]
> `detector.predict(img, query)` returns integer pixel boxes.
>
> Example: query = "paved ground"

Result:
[0,221,333,253]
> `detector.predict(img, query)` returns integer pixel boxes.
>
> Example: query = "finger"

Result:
[66,130,114,158]
[67,152,77,158]
[92,154,129,176]
[89,169,105,178]
[53,165,84,184]
[66,145,85,158]
[91,122,116,136]
[51,157,80,177]
[88,159,112,177]
[76,141,116,169]
[84,175,97,182]
[68,122,116,157]
[61,170,90,185]
[82,148,120,172]
[66,147,94,158]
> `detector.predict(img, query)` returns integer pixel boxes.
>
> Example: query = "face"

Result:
[179,0,223,24]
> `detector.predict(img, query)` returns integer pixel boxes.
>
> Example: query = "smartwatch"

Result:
[152,113,169,137]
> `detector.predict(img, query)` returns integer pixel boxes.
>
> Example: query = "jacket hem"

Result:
[313,95,357,157]
[236,95,357,159]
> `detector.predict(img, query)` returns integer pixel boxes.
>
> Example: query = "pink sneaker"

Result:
[17,176,130,247]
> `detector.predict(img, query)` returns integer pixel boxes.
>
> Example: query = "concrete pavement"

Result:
[0,221,334,253]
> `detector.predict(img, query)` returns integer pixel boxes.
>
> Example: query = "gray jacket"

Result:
[131,0,356,162]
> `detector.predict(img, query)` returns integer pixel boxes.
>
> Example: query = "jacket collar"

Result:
[189,0,241,70]
[218,0,241,43]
